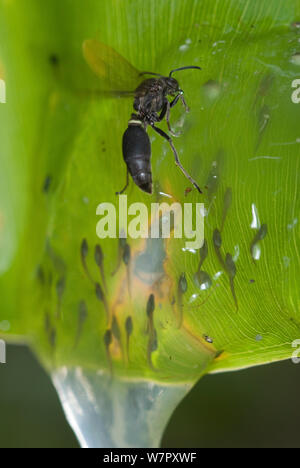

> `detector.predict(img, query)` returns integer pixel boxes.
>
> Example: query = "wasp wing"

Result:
[82,39,142,94]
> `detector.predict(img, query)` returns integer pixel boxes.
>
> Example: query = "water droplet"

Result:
[194,271,212,290]
[189,293,199,303]
[158,191,173,199]
[287,218,298,230]
[203,80,221,100]
[249,155,281,161]
[233,245,240,262]
[179,44,189,52]
[290,53,300,66]
[250,203,260,229]
[182,247,197,254]
[252,243,261,260]
[213,271,223,280]
[212,40,225,47]
[203,334,213,343]
[250,224,268,261]
[0,320,10,331]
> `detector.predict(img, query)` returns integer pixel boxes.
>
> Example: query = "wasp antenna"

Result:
[139,71,162,77]
[169,66,201,77]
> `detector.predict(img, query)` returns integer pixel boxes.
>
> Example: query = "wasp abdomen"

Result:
[122,124,152,194]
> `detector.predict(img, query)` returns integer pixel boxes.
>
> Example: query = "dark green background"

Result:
[0,344,299,448]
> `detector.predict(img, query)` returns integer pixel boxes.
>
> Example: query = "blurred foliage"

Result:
[1,345,300,448]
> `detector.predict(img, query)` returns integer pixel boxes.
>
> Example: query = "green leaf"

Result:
[0,0,299,448]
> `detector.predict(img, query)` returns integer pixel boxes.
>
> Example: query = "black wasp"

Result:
[83,40,202,195]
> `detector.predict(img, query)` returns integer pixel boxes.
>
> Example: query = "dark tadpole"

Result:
[213,228,222,249]
[253,74,274,108]
[146,293,155,320]
[255,105,270,151]
[225,253,238,311]
[197,239,208,272]
[56,276,66,319]
[125,316,133,362]
[44,312,51,335]
[111,238,127,276]
[46,241,66,274]
[205,150,224,200]
[178,273,188,294]
[177,273,188,328]
[36,265,45,285]
[152,329,158,352]
[145,294,157,370]
[194,240,211,290]
[49,328,56,349]
[49,54,59,66]
[74,300,88,348]
[194,270,212,290]
[123,243,131,297]
[95,282,109,322]
[213,228,226,270]
[123,243,131,265]
[43,175,52,193]
[220,188,232,232]
[94,244,107,292]
[80,238,94,283]
[104,329,113,376]
[44,312,56,350]
[147,328,158,371]
[111,315,122,349]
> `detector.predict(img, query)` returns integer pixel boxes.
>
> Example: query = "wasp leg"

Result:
[151,125,202,193]
[179,94,190,112]
[158,102,167,121]
[158,98,181,137]
[116,170,129,195]
[170,94,181,109]
[166,95,183,137]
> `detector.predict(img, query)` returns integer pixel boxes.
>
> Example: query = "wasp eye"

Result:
[179,89,184,95]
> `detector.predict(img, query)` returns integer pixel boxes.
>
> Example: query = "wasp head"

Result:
[165,76,181,96]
